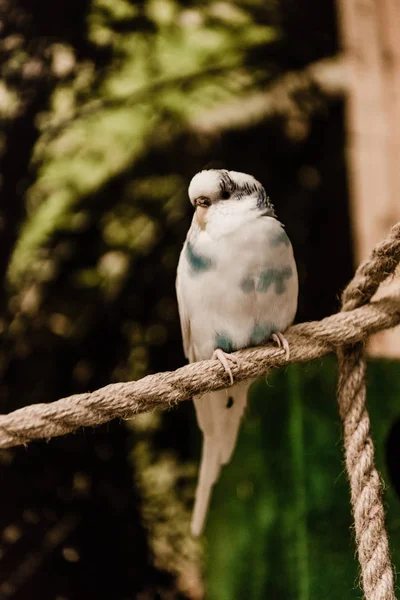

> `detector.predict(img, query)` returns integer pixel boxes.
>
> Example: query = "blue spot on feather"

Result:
[249,323,276,346]
[186,241,213,275]
[215,333,235,353]
[257,266,292,294]
[270,230,290,247]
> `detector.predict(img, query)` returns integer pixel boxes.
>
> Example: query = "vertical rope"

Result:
[337,344,395,599]
[337,223,400,599]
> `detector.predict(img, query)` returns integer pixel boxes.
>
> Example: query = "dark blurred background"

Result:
[0,0,399,598]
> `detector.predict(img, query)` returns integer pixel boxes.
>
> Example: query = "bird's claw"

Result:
[212,349,238,386]
[272,332,290,361]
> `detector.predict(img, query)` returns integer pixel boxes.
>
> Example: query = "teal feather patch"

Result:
[257,267,293,295]
[270,230,291,247]
[186,241,213,275]
[215,333,235,353]
[249,323,276,346]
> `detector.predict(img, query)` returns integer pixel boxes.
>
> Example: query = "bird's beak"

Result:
[195,197,211,229]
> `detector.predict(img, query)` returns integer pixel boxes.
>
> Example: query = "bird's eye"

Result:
[195,196,211,208]
[221,191,230,200]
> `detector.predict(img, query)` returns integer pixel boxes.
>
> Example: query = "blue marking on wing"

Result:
[186,241,213,275]
[257,266,293,294]
[270,230,290,247]
[249,323,276,346]
[215,333,235,353]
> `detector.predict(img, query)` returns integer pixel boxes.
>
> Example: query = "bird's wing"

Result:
[175,251,193,361]
[176,243,252,536]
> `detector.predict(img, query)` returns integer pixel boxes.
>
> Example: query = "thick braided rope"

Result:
[0,295,399,449]
[337,222,400,600]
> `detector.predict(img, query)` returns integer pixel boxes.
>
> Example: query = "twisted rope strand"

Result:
[342,222,400,311]
[0,295,399,450]
[337,222,400,600]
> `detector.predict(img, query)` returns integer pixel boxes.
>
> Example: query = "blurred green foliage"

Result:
[8,0,278,287]
[205,358,400,599]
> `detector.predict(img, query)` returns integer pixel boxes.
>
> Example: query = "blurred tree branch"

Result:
[38,56,348,143]
[191,56,348,134]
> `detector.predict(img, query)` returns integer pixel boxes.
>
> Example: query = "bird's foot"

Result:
[272,332,290,361]
[212,348,238,386]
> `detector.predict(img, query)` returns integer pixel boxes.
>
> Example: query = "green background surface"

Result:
[205,358,400,599]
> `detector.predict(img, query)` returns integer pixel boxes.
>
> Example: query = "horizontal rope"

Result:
[0,293,399,449]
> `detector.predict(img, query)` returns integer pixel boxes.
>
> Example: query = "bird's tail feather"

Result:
[191,383,251,536]
[191,435,221,537]
[219,383,248,465]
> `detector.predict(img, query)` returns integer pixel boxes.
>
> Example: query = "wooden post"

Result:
[337,0,400,356]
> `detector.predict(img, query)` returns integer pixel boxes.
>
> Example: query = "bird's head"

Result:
[188,169,275,229]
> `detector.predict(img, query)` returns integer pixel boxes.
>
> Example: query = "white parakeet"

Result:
[176,169,298,536]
